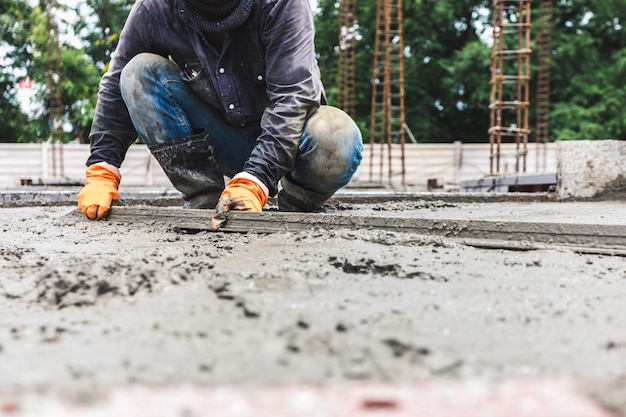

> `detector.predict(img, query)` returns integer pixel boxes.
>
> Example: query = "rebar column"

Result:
[489,0,531,175]
[535,0,553,172]
[368,0,406,187]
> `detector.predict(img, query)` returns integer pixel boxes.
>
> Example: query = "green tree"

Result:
[0,0,130,143]
[316,0,625,143]
[0,0,34,142]
[0,74,31,143]
[316,0,493,143]
[74,0,134,70]
[548,0,626,140]
[401,0,491,142]
[70,0,133,142]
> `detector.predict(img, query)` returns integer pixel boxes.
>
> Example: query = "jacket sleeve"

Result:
[86,0,153,168]
[243,0,324,196]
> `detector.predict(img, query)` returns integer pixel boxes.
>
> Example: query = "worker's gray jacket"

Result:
[87,0,324,196]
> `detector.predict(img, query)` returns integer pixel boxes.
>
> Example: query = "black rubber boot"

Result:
[149,129,224,209]
[277,176,332,212]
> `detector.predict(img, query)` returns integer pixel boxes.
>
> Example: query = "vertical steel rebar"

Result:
[368,0,383,184]
[535,0,553,172]
[368,0,405,187]
[489,0,531,176]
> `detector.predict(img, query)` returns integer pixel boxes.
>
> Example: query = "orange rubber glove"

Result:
[211,175,268,231]
[76,164,121,220]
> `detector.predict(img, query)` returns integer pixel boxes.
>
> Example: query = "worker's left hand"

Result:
[210,174,268,231]
[77,162,121,220]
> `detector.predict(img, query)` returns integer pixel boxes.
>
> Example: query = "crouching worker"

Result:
[76,0,363,229]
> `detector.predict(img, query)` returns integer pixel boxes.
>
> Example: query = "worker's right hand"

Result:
[210,174,268,231]
[77,163,121,220]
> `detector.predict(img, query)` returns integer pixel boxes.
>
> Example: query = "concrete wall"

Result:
[0,142,557,191]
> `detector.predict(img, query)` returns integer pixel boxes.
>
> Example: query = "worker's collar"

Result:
[179,0,253,33]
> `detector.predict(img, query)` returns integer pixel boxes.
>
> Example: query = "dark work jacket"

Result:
[87,0,325,196]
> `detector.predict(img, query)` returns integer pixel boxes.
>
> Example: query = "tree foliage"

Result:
[548,0,626,140]
[0,0,131,143]
[0,0,34,141]
[0,0,624,143]
[316,0,625,143]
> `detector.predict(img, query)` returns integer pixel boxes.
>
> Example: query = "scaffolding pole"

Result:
[46,0,64,178]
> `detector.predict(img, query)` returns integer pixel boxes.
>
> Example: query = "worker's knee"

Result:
[300,106,363,185]
[285,106,362,201]
[120,53,178,98]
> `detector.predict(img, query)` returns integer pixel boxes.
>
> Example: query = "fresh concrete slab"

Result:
[1,194,625,416]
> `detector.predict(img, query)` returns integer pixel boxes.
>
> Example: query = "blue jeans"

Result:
[119,53,363,206]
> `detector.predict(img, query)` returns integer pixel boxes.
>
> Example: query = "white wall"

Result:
[352,142,557,189]
[0,142,557,190]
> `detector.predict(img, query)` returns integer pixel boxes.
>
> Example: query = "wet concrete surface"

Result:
[0,192,624,415]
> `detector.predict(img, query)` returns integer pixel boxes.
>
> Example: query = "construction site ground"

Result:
[0,188,625,417]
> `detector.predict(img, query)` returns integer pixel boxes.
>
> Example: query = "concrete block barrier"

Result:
[558,139,626,200]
